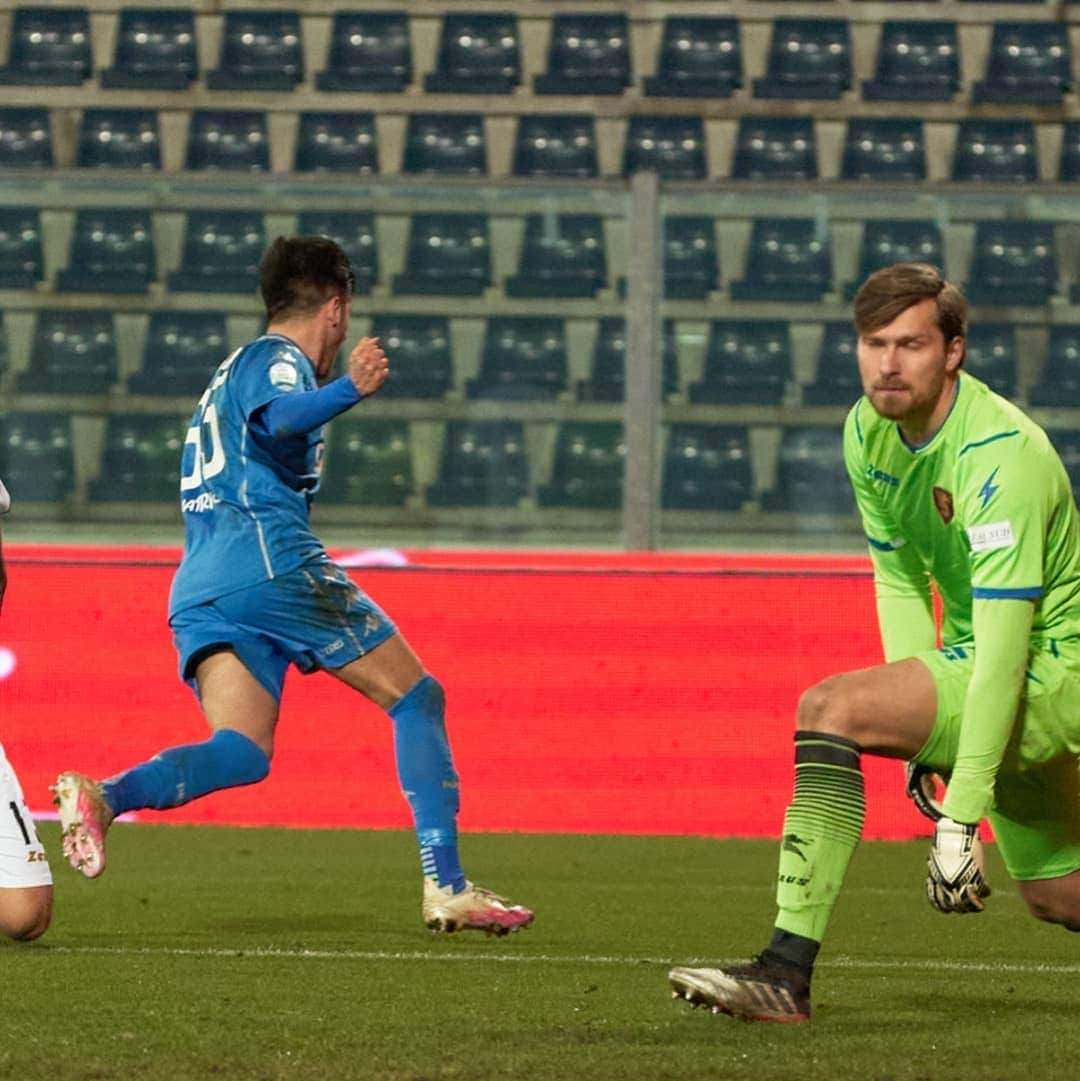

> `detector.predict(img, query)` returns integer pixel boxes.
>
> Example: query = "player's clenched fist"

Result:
[347,336,389,397]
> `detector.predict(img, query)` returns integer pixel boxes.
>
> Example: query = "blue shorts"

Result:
[169,559,397,702]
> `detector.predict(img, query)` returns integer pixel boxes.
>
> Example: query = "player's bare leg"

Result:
[1017,870,1080,931]
[0,885,51,941]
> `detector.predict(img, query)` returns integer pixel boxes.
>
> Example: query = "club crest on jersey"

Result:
[933,487,954,524]
[269,357,299,390]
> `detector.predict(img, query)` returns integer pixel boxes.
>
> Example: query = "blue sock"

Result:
[389,675,466,893]
[101,728,270,816]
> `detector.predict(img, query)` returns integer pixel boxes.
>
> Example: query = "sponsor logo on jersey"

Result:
[866,463,899,488]
[933,486,954,524]
[181,492,220,513]
[978,466,1001,509]
[269,358,299,390]
[966,519,1015,553]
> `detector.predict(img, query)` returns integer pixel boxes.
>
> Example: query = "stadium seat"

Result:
[644,16,742,98]
[89,414,185,502]
[127,310,228,396]
[18,310,117,394]
[168,211,265,294]
[0,412,75,502]
[296,211,378,295]
[369,315,453,399]
[403,114,487,176]
[426,421,529,507]
[512,115,598,179]
[538,422,625,510]
[732,117,817,181]
[0,206,44,289]
[320,420,414,507]
[862,20,960,102]
[802,322,862,406]
[505,214,607,298]
[844,220,944,299]
[730,219,832,303]
[841,118,927,182]
[576,317,679,402]
[534,14,631,95]
[965,221,1057,306]
[0,314,7,381]
[661,424,754,511]
[424,12,520,94]
[1048,429,1080,505]
[1059,122,1080,182]
[661,216,719,300]
[393,214,491,297]
[952,120,1038,184]
[206,9,303,91]
[466,317,567,400]
[754,18,851,100]
[77,108,161,170]
[689,320,792,405]
[1030,326,1080,408]
[294,112,378,175]
[0,6,91,85]
[100,7,198,89]
[315,11,411,92]
[765,427,852,515]
[963,324,1018,400]
[0,107,53,168]
[185,110,270,173]
[972,22,1070,105]
[56,208,156,293]
[622,116,706,180]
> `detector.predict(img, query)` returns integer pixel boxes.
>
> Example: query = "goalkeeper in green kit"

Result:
[670,263,1080,1022]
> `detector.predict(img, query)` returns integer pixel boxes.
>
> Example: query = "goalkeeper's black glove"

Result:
[926,817,992,914]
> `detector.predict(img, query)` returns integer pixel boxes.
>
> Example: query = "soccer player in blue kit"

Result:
[53,236,534,936]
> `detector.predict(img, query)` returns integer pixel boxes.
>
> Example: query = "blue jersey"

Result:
[169,334,328,616]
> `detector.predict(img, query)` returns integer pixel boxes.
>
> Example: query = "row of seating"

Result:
[0,208,1071,307]
[0,8,1072,105]
[1,309,1076,407]
[4,107,1080,184]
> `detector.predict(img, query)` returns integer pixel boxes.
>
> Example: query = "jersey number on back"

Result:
[181,350,240,492]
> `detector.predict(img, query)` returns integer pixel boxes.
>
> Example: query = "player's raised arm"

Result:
[346,336,389,398]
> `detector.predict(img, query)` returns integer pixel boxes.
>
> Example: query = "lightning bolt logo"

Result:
[978,467,1000,509]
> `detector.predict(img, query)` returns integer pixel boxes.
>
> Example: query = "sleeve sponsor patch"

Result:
[966,520,1015,553]
[269,359,299,390]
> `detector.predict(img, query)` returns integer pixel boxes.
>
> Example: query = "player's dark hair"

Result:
[260,235,355,322]
[853,262,967,346]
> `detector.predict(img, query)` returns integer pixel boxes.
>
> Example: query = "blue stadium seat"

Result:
[689,320,792,405]
[316,11,411,92]
[0,6,91,85]
[963,324,1018,400]
[296,211,378,295]
[393,214,491,297]
[77,108,160,170]
[370,315,453,399]
[730,219,832,303]
[952,120,1038,183]
[18,310,118,394]
[845,219,943,299]
[425,12,520,94]
[534,14,631,95]
[426,421,529,507]
[294,112,377,175]
[576,317,679,402]
[732,117,817,181]
[321,420,414,507]
[973,22,1070,105]
[100,7,198,89]
[0,412,75,503]
[623,116,706,180]
[403,113,486,176]
[467,317,568,400]
[1031,326,1080,408]
[538,422,625,509]
[168,211,265,294]
[662,216,719,300]
[506,214,607,298]
[56,208,156,293]
[0,207,43,289]
[862,21,959,102]
[754,18,851,100]
[966,221,1057,306]
[765,427,852,515]
[89,414,185,502]
[0,107,53,168]
[803,322,862,406]
[841,118,927,182]
[1048,429,1080,506]
[644,17,742,98]
[206,9,303,91]
[185,110,270,172]
[662,424,753,511]
[128,310,227,396]
[512,115,598,178]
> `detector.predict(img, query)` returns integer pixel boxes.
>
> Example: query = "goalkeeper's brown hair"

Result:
[853,262,967,346]
[260,235,355,322]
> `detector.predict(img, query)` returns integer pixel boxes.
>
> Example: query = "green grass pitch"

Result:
[3,824,1076,1081]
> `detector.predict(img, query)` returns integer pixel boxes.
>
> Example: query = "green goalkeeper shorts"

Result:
[915,638,1080,882]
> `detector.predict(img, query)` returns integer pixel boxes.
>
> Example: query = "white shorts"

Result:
[0,742,52,889]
